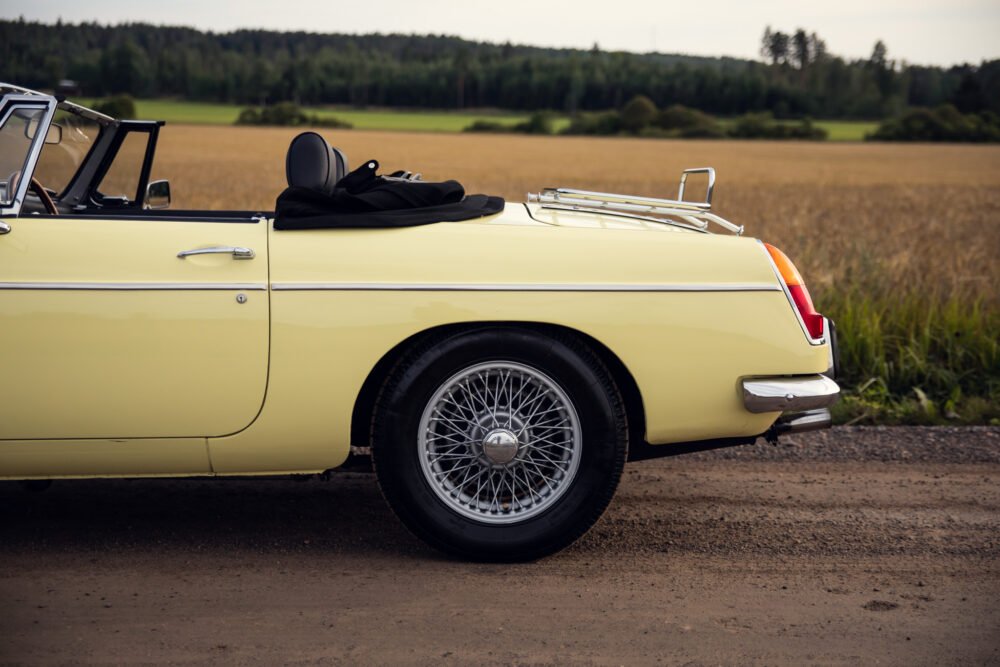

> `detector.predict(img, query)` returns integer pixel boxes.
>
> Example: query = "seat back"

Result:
[285,132,348,195]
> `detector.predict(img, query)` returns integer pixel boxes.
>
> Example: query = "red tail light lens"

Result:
[764,243,825,340]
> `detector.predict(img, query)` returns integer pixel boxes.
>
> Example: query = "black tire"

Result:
[371,326,628,561]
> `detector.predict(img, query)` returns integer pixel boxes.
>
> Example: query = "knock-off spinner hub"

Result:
[482,428,520,465]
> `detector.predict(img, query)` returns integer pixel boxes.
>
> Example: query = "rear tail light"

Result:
[764,243,825,341]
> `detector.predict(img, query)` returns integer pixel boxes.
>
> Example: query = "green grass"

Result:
[93,99,869,139]
[95,98,556,133]
[315,108,535,132]
[812,120,878,142]
[715,117,877,141]
[820,289,1000,425]
[123,99,248,125]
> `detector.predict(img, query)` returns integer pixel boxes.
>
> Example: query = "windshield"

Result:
[0,105,47,206]
[34,109,102,197]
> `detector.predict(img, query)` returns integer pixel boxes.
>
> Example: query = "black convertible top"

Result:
[274,158,504,230]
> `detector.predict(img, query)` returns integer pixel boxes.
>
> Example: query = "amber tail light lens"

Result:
[764,243,825,340]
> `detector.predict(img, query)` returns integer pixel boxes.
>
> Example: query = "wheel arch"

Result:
[349,321,646,452]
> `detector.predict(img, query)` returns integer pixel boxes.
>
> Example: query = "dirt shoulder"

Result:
[1,426,997,665]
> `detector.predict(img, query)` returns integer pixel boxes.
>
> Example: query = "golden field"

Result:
[152,126,1000,422]
[155,126,999,301]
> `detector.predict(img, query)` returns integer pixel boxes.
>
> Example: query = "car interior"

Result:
[10,98,503,227]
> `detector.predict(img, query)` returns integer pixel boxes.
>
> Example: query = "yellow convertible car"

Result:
[0,84,839,560]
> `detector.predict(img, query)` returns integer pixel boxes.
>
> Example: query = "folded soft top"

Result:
[274,157,504,230]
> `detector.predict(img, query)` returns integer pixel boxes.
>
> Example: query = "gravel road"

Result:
[1,426,998,666]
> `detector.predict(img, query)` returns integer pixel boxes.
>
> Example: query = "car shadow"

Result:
[0,473,439,561]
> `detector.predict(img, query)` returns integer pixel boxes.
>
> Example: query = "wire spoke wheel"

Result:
[418,361,582,524]
[375,328,627,560]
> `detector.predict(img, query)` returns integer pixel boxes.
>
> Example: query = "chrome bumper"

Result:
[742,375,840,414]
[770,408,832,435]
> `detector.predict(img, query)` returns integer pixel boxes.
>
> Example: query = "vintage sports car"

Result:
[0,84,840,560]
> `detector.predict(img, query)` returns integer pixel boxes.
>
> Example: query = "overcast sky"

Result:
[5,0,998,67]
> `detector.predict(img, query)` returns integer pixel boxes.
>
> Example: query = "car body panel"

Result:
[0,438,211,479]
[207,217,827,475]
[0,215,269,439]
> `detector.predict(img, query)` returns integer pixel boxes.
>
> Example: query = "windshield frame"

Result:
[0,94,58,217]
[37,110,108,199]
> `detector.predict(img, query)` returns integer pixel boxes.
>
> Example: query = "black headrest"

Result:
[285,132,348,195]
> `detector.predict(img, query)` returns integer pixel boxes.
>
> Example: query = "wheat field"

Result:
[155,126,999,299]
[151,126,1000,422]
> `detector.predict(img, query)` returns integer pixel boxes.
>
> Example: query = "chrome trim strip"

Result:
[742,375,840,414]
[269,282,782,293]
[0,282,267,291]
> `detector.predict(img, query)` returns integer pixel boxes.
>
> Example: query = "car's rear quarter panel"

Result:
[208,217,829,474]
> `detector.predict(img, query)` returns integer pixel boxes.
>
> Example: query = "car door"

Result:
[0,102,269,440]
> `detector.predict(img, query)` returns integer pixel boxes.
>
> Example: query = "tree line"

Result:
[1,18,997,119]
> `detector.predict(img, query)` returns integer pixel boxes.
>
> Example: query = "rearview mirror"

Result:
[145,179,171,210]
[25,119,62,145]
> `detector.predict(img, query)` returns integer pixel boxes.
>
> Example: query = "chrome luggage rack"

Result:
[527,167,743,235]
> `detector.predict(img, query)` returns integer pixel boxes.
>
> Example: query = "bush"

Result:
[463,112,554,135]
[236,108,262,125]
[92,94,136,119]
[652,105,725,138]
[620,95,658,133]
[562,111,622,135]
[235,102,352,128]
[783,117,827,140]
[463,120,509,133]
[512,111,554,135]
[867,104,1000,142]
[728,112,827,140]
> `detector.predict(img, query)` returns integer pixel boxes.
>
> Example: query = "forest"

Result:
[1,18,998,119]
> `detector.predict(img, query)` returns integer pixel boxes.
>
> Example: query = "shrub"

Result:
[512,111,554,135]
[463,113,554,135]
[652,105,725,138]
[620,95,658,133]
[728,112,827,140]
[867,104,1000,142]
[235,102,352,128]
[463,120,509,133]
[562,111,622,135]
[782,117,827,140]
[236,108,261,125]
[92,94,136,119]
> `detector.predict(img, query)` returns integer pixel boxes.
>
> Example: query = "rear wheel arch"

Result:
[349,322,646,451]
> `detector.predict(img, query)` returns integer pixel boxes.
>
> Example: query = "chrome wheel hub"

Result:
[482,428,520,465]
[418,361,582,525]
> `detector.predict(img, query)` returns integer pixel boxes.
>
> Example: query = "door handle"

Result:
[177,246,255,260]
[0,221,10,235]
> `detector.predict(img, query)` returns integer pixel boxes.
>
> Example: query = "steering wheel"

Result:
[5,171,58,215]
[29,177,58,215]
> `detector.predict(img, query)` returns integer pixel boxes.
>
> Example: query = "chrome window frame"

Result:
[0,94,59,219]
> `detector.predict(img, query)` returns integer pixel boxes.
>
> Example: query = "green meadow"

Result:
[96,99,546,133]
[102,99,872,139]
